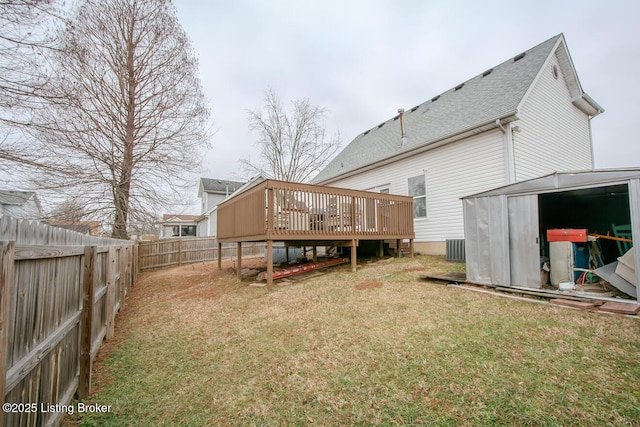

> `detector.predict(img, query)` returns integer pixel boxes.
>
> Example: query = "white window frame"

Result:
[408,174,427,218]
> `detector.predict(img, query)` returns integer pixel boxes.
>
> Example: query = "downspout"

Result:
[588,115,595,170]
[497,119,516,184]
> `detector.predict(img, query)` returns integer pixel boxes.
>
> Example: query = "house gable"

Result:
[0,190,42,220]
[198,178,245,213]
[513,37,602,180]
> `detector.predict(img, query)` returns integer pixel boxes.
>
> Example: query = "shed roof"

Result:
[312,34,602,185]
[462,169,640,199]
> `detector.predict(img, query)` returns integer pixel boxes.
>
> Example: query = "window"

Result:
[181,225,196,237]
[408,175,426,218]
[379,188,389,194]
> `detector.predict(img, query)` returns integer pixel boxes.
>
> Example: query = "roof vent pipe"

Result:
[398,108,406,145]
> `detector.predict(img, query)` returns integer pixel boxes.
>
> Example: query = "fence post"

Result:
[178,239,182,266]
[79,245,97,399]
[119,246,127,311]
[126,245,133,291]
[106,246,116,340]
[133,243,139,278]
[0,241,15,414]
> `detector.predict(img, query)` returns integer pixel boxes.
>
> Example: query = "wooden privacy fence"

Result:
[137,237,265,270]
[0,216,135,427]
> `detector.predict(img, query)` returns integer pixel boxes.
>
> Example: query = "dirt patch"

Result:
[355,280,383,290]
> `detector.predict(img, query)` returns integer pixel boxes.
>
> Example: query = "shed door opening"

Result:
[538,184,631,266]
[507,184,631,290]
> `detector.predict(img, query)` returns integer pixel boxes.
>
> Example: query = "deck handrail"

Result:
[217,179,414,242]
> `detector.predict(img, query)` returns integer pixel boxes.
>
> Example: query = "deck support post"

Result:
[267,240,274,290]
[217,241,222,270]
[378,240,384,257]
[351,239,357,272]
[396,239,401,257]
[312,246,317,262]
[236,242,242,281]
[410,239,414,258]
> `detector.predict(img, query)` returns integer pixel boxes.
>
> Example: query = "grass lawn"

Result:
[64,256,640,426]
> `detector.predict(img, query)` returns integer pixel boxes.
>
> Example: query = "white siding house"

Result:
[196,178,245,237]
[160,214,198,238]
[0,190,42,220]
[311,34,603,255]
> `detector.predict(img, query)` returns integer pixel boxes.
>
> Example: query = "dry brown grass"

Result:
[65,256,640,426]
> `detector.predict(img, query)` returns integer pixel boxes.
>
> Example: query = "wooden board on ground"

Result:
[549,299,597,310]
[598,302,640,315]
[422,272,467,283]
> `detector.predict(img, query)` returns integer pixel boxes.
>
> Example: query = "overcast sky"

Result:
[172,0,638,205]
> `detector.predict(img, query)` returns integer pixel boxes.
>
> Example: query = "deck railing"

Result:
[217,179,414,242]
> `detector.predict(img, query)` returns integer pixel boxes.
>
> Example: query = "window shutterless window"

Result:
[408,175,426,218]
[181,225,196,236]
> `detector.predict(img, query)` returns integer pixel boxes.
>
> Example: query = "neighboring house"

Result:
[0,190,42,220]
[311,34,603,255]
[160,214,199,238]
[46,221,102,236]
[196,178,245,237]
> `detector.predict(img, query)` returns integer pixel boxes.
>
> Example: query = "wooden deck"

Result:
[216,179,415,288]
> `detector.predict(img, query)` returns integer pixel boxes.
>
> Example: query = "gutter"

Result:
[317,113,519,186]
[572,93,604,117]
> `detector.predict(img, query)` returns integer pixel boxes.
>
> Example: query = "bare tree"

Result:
[0,0,60,171]
[47,198,89,222]
[31,0,210,239]
[241,88,341,183]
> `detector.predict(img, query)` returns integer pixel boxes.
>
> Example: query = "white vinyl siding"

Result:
[203,192,226,214]
[514,51,594,181]
[327,129,506,242]
[0,198,41,220]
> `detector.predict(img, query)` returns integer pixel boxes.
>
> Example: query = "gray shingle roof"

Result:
[312,34,565,184]
[199,178,245,195]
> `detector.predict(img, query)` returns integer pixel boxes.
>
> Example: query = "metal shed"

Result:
[462,169,640,303]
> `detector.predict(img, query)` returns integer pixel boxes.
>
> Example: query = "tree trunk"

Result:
[112,21,137,240]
